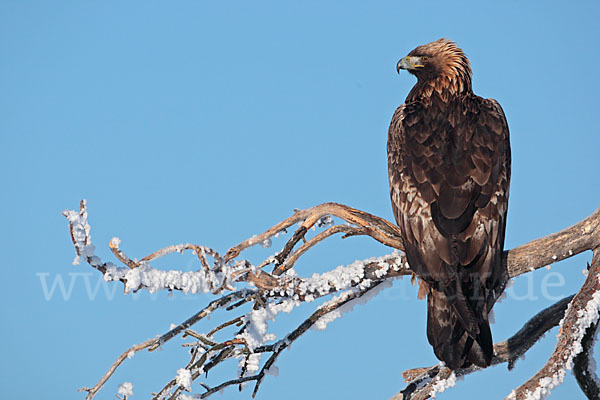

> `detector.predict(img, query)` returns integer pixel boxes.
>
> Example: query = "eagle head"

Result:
[397,38,472,90]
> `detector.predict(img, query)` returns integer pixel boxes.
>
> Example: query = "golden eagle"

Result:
[388,39,511,369]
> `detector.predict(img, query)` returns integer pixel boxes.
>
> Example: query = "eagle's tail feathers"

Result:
[443,282,480,338]
[427,289,493,370]
[469,315,493,366]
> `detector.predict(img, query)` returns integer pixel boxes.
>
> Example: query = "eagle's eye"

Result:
[421,56,430,61]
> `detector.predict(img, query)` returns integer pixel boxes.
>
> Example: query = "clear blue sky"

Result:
[2,1,599,399]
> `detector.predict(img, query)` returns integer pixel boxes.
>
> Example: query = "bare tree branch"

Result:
[150,290,254,352]
[63,202,600,399]
[78,338,157,400]
[506,208,600,278]
[395,295,575,400]
[223,202,405,264]
[507,248,600,400]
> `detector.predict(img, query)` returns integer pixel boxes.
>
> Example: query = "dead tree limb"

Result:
[63,201,600,399]
[573,321,600,399]
[506,208,600,278]
[395,295,575,400]
[507,248,600,400]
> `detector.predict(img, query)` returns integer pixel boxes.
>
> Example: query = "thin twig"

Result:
[78,338,157,400]
[273,224,368,275]
[208,316,243,337]
[150,290,253,351]
[108,238,139,269]
[140,243,222,270]
[258,282,386,396]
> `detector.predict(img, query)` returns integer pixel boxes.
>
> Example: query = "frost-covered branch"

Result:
[395,295,575,400]
[78,338,157,400]
[63,202,600,399]
[507,248,600,400]
[63,200,407,399]
[573,321,600,399]
[160,279,389,400]
[506,207,600,278]
[396,247,600,400]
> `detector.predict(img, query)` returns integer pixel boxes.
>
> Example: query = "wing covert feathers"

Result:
[388,93,510,369]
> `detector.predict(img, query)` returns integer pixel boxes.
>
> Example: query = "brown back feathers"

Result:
[388,38,511,369]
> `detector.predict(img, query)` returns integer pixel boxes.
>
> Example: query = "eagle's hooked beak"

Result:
[397,56,425,73]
